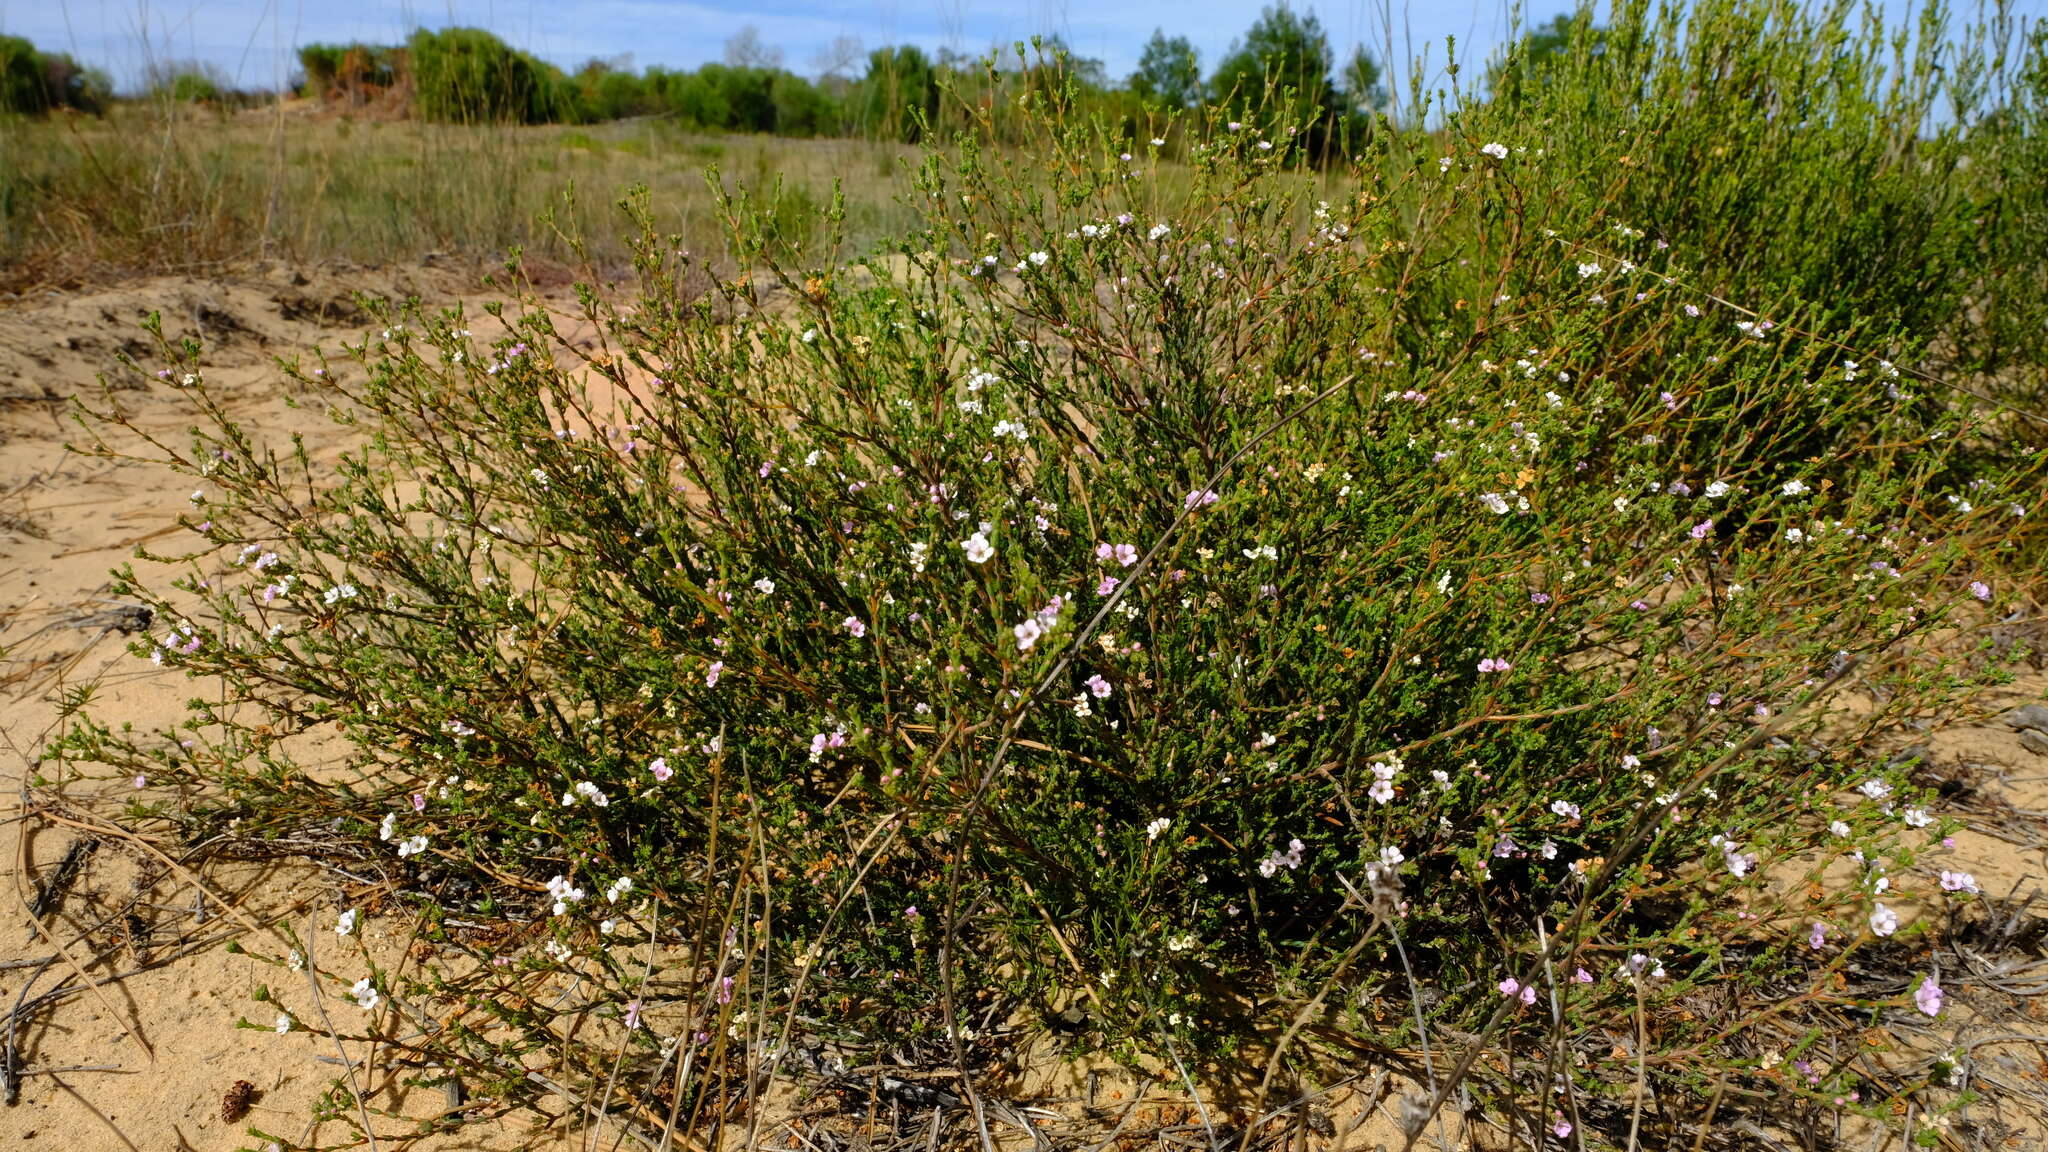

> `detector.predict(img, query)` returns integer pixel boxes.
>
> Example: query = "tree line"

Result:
[2,6,1410,146]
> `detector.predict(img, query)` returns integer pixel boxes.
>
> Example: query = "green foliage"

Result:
[297,42,402,102]
[853,45,939,142]
[407,27,570,124]
[1963,21,2048,393]
[0,35,109,115]
[1130,30,1202,110]
[146,61,233,105]
[1339,45,1386,113]
[1446,0,1995,383]
[1483,12,1603,105]
[1208,5,1361,159]
[0,35,47,114]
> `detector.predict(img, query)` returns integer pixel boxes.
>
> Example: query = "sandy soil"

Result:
[3,267,2047,1151]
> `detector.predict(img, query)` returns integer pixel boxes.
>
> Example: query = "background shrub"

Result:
[408,27,570,124]
[0,34,110,114]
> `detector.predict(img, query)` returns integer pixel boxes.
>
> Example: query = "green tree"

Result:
[407,27,569,124]
[1209,6,1337,125]
[1486,12,1604,105]
[1129,29,1200,109]
[1210,6,1355,157]
[1,36,52,114]
[854,45,938,142]
[1339,44,1386,113]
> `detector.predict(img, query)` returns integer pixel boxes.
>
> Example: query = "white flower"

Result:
[753,577,776,594]
[547,875,588,916]
[1148,223,1171,241]
[335,909,359,936]
[961,532,995,564]
[1870,903,1899,937]
[378,812,397,841]
[1480,141,1509,159]
[1902,806,1932,828]
[606,876,634,903]
[1940,870,1979,893]
[1479,492,1511,515]
[274,1012,292,1034]
[991,419,1029,441]
[801,327,818,343]
[396,834,429,858]
[1858,779,1892,801]
[1145,817,1171,842]
[1705,480,1731,499]
[1829,820,1852,837]
[1782,479,1809,496]
[1013,619,1043,651]
[1576,262,1602,279]
[1027,251,1049,266]
[351,978,380,1011]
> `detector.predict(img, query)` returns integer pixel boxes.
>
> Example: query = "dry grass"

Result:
[0,100,923,291]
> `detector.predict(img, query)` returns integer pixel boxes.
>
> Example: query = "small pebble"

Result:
[2001,703,2048,734]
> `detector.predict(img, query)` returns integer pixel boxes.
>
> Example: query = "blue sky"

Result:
[4,0,1582,92]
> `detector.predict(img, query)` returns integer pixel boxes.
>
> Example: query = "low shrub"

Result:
[54,48,2042,1152]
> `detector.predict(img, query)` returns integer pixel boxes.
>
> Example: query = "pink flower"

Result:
[650,757,673,783]
[411,792,427,812]
[1552,1120,1573,1138]
[1571,967,1593,984]
[1969,581,1991,602]
[1477,657,1511,674]
[1085,674,1112,699]
[1183,487,1219,510]
[1915,976,1943,1017]
[624,999,643,1030]
[1498,977,1521,997]
[705,661,724,687]
[1690,520,1714,539]
[843,617,866,638]
[1113,543,1138,567]
[1808,921,1828,949]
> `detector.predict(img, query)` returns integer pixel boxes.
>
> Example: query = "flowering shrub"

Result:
[56,88,2041,1144]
